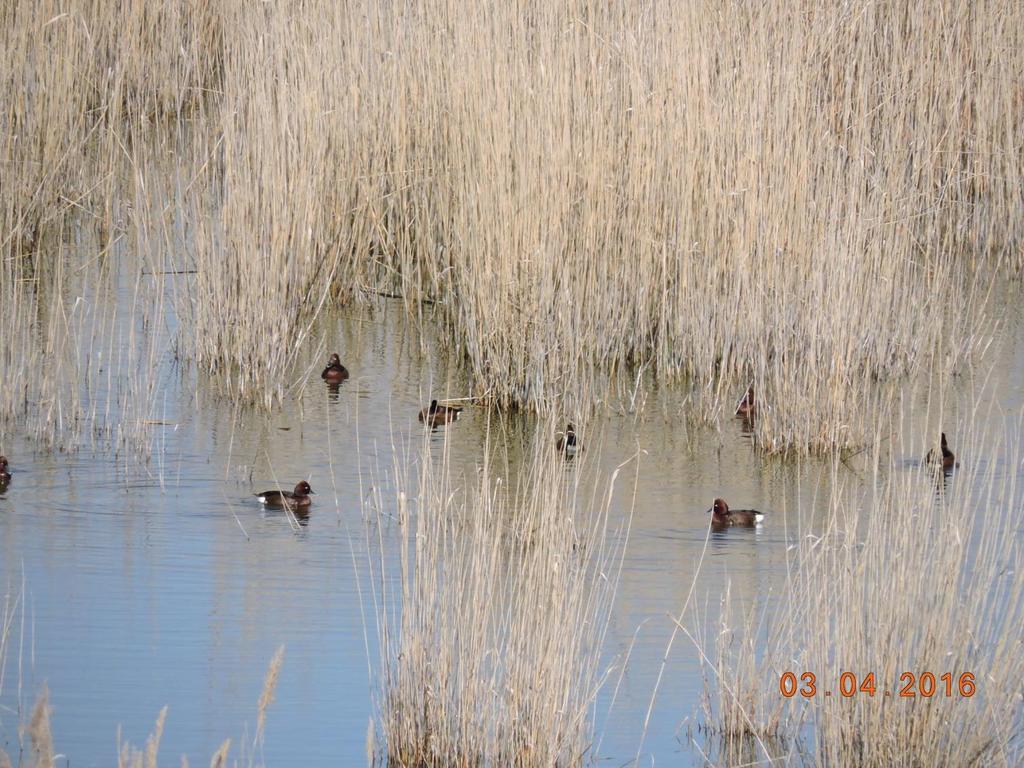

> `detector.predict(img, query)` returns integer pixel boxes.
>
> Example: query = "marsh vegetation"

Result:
[4,0,1022,449]
[1,0,1022,765]
[691,414,1024,766]
[367,429,631,766]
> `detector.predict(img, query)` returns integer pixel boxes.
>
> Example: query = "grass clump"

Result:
[370,425,632,766]
[0,646,283,768]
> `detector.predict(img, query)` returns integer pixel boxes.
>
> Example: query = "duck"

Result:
[0,456,10,488]
[418,399,462,427]
[709,497,764,527]
[321,353,349,383]
[255,480,314,508]
[556,423,580,457]
[735,386,756,418]
[926,432,957,471]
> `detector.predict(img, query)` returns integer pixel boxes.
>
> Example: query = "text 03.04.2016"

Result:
[779,672,976,698]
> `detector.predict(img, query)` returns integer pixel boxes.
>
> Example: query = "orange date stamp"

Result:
[779,671,976,698]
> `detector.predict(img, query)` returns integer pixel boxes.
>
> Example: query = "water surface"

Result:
[1,300,1022,766]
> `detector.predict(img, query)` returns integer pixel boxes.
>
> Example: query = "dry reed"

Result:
[117,706,167,768]
[369,422,632,765]
[0,644,283,768]
[697,589,785,748]
[0,233,172,455]
[0,0,215,452]
[3,0,1023,453]
[253,644,284,759]
[170,0,1022,454]
[25,687,53,768]
[697,412,1024,766]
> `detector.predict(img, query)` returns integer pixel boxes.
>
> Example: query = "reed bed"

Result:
[174,0,379,407]
[172,0,1022,453]
[4,0,1023,452]
[694,589,785,759]
[0,230,173,455]
[696,414,1024,766]
[0,0,218,255]
[369,424,631,766]
[0,0,207,453]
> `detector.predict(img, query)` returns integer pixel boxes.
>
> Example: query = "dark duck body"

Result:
[926,432,957,471]
[256,480,315,508]
[419,399,462,427]
[735,386,756,418]
[556,423,580,457]
[321,353,349,383]
[709,497,765,527]
[0,456,10,488]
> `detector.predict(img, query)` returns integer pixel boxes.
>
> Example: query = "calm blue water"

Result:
[1,301,1022,766]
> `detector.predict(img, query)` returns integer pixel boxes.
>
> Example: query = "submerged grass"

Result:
[369,422,632,765]
[695,412,1024,766]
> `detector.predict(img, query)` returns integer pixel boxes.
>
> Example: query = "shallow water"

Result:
[1,299,1023,766]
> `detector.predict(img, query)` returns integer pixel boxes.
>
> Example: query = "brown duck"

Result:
[556,423,580,457]
[709,498,765,527]
[255,480,315,509]
[321,353,349,383]
[926,432,957,471]
[735,386,756,418]
[419,399,462,427]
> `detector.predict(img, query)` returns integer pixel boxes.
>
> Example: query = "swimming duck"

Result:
[709,497,764,527]
[926,432,957,471]
[0,456,10,488]
[321,353,349,383]
[418,399,462,427]
[735,386,756,418]
[556,423,580,457]
[255,480,314,508]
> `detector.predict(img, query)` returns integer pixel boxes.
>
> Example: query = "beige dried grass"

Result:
[117,706,167,768]
[255,645,284,751]
[697,411,1024,766]
[3,0,1023,454]
[26,687,53,768]
[370,422,633,765]
[171,0,1022,452]
[111,644,282,767]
